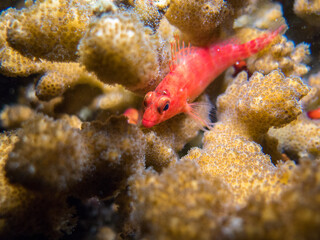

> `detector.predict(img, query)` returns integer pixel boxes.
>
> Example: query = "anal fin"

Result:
[186,101,214,131]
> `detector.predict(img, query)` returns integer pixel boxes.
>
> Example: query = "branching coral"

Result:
[5,114,89,192]
[0,1,107,103]
[268,114,320,161]
[1,0,320,239]
[165,0,249,46]
[0,104,36,129]
[129,70,312,239]
[216,70,309,139]
[235,27,310,77]
[6,0,93,61]
[78,11,160,95]
[130,160,232,240]
[0,8,42,77]
[35,62,105,101]
[0,132,77,239]
[294,0,320,26]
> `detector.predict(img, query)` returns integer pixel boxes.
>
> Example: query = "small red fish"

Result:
[307,107,320,119]
[123,108,140,125]
[142,24,287,128]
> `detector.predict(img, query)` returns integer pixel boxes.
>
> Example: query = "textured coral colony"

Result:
[1,0,320,239]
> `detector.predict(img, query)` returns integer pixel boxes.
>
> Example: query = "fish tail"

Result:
[208,20,287,68]
[239,20,288,59]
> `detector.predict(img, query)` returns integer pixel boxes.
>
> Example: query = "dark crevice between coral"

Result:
[54,84,103,119]
[274,0,320,76]
[62,196,117,240]
[0,74,36,132]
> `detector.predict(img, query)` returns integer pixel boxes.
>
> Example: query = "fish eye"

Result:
[157,96,170,114]
[144,91,154,108]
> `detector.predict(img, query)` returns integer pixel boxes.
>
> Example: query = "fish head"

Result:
[142,90,176,128]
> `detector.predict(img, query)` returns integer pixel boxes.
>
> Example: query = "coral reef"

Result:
[294,0,320,26]
[0,104,36,129]
[0,0,320,239]
[233,2,310,77]
[165,0,249,46]
[78,11,160,95]
[130,70,311,239]
[130,0,170,29]
[6,0,92,61]
[268,114,320,161]
[0,132,77,239]
[130,160,232,240]
[234,27,310,77]
[5,114,88,192]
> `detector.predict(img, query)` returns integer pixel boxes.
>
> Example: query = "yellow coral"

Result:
[5,114,89,192]
[7,0,93,61]
[235,28,310,77]
[79,12,160,95]
[0,9,42,77]
[0,2,107,103]
[234,159,320,240]
[268,114,320,160]
[36,62,104,100]
[0,132,76,238]
[217,70,309,139]
[79,116,146,197]
[0,105,35,129]
[182,70,309,204]
[1,0,320,239]
[294,0,320,26]
[132,0,170,29]
[130,160,232,240]
[165,0,248,45]
[129,70,314,239]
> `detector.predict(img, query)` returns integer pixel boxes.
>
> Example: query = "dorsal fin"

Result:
[169,34,194,72]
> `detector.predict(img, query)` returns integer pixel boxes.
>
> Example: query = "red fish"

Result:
[307,107,320,119]
[142,24,287,128]
[123,108,140,125]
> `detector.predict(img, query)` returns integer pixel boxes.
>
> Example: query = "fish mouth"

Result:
[142,118,155,128]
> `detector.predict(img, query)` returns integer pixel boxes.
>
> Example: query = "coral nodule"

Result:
[0,0,319,239]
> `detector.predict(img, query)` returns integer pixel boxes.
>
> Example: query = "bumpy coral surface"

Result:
[36,62,104,100]
[0,8,41,76]
[130,70,311,239]
[79,11,160,94]
[165,0,248,45]
[236,28,310,77]
[130,160,232,240]
[268,114,320,160]
[216,70,309,139]
[0,132,77,238]
[0,104,35,129]
[6,0,92,61]
[1,0,320,239]
[294,0,320,26]
[5,114,89,192]
[143,94,211,171]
